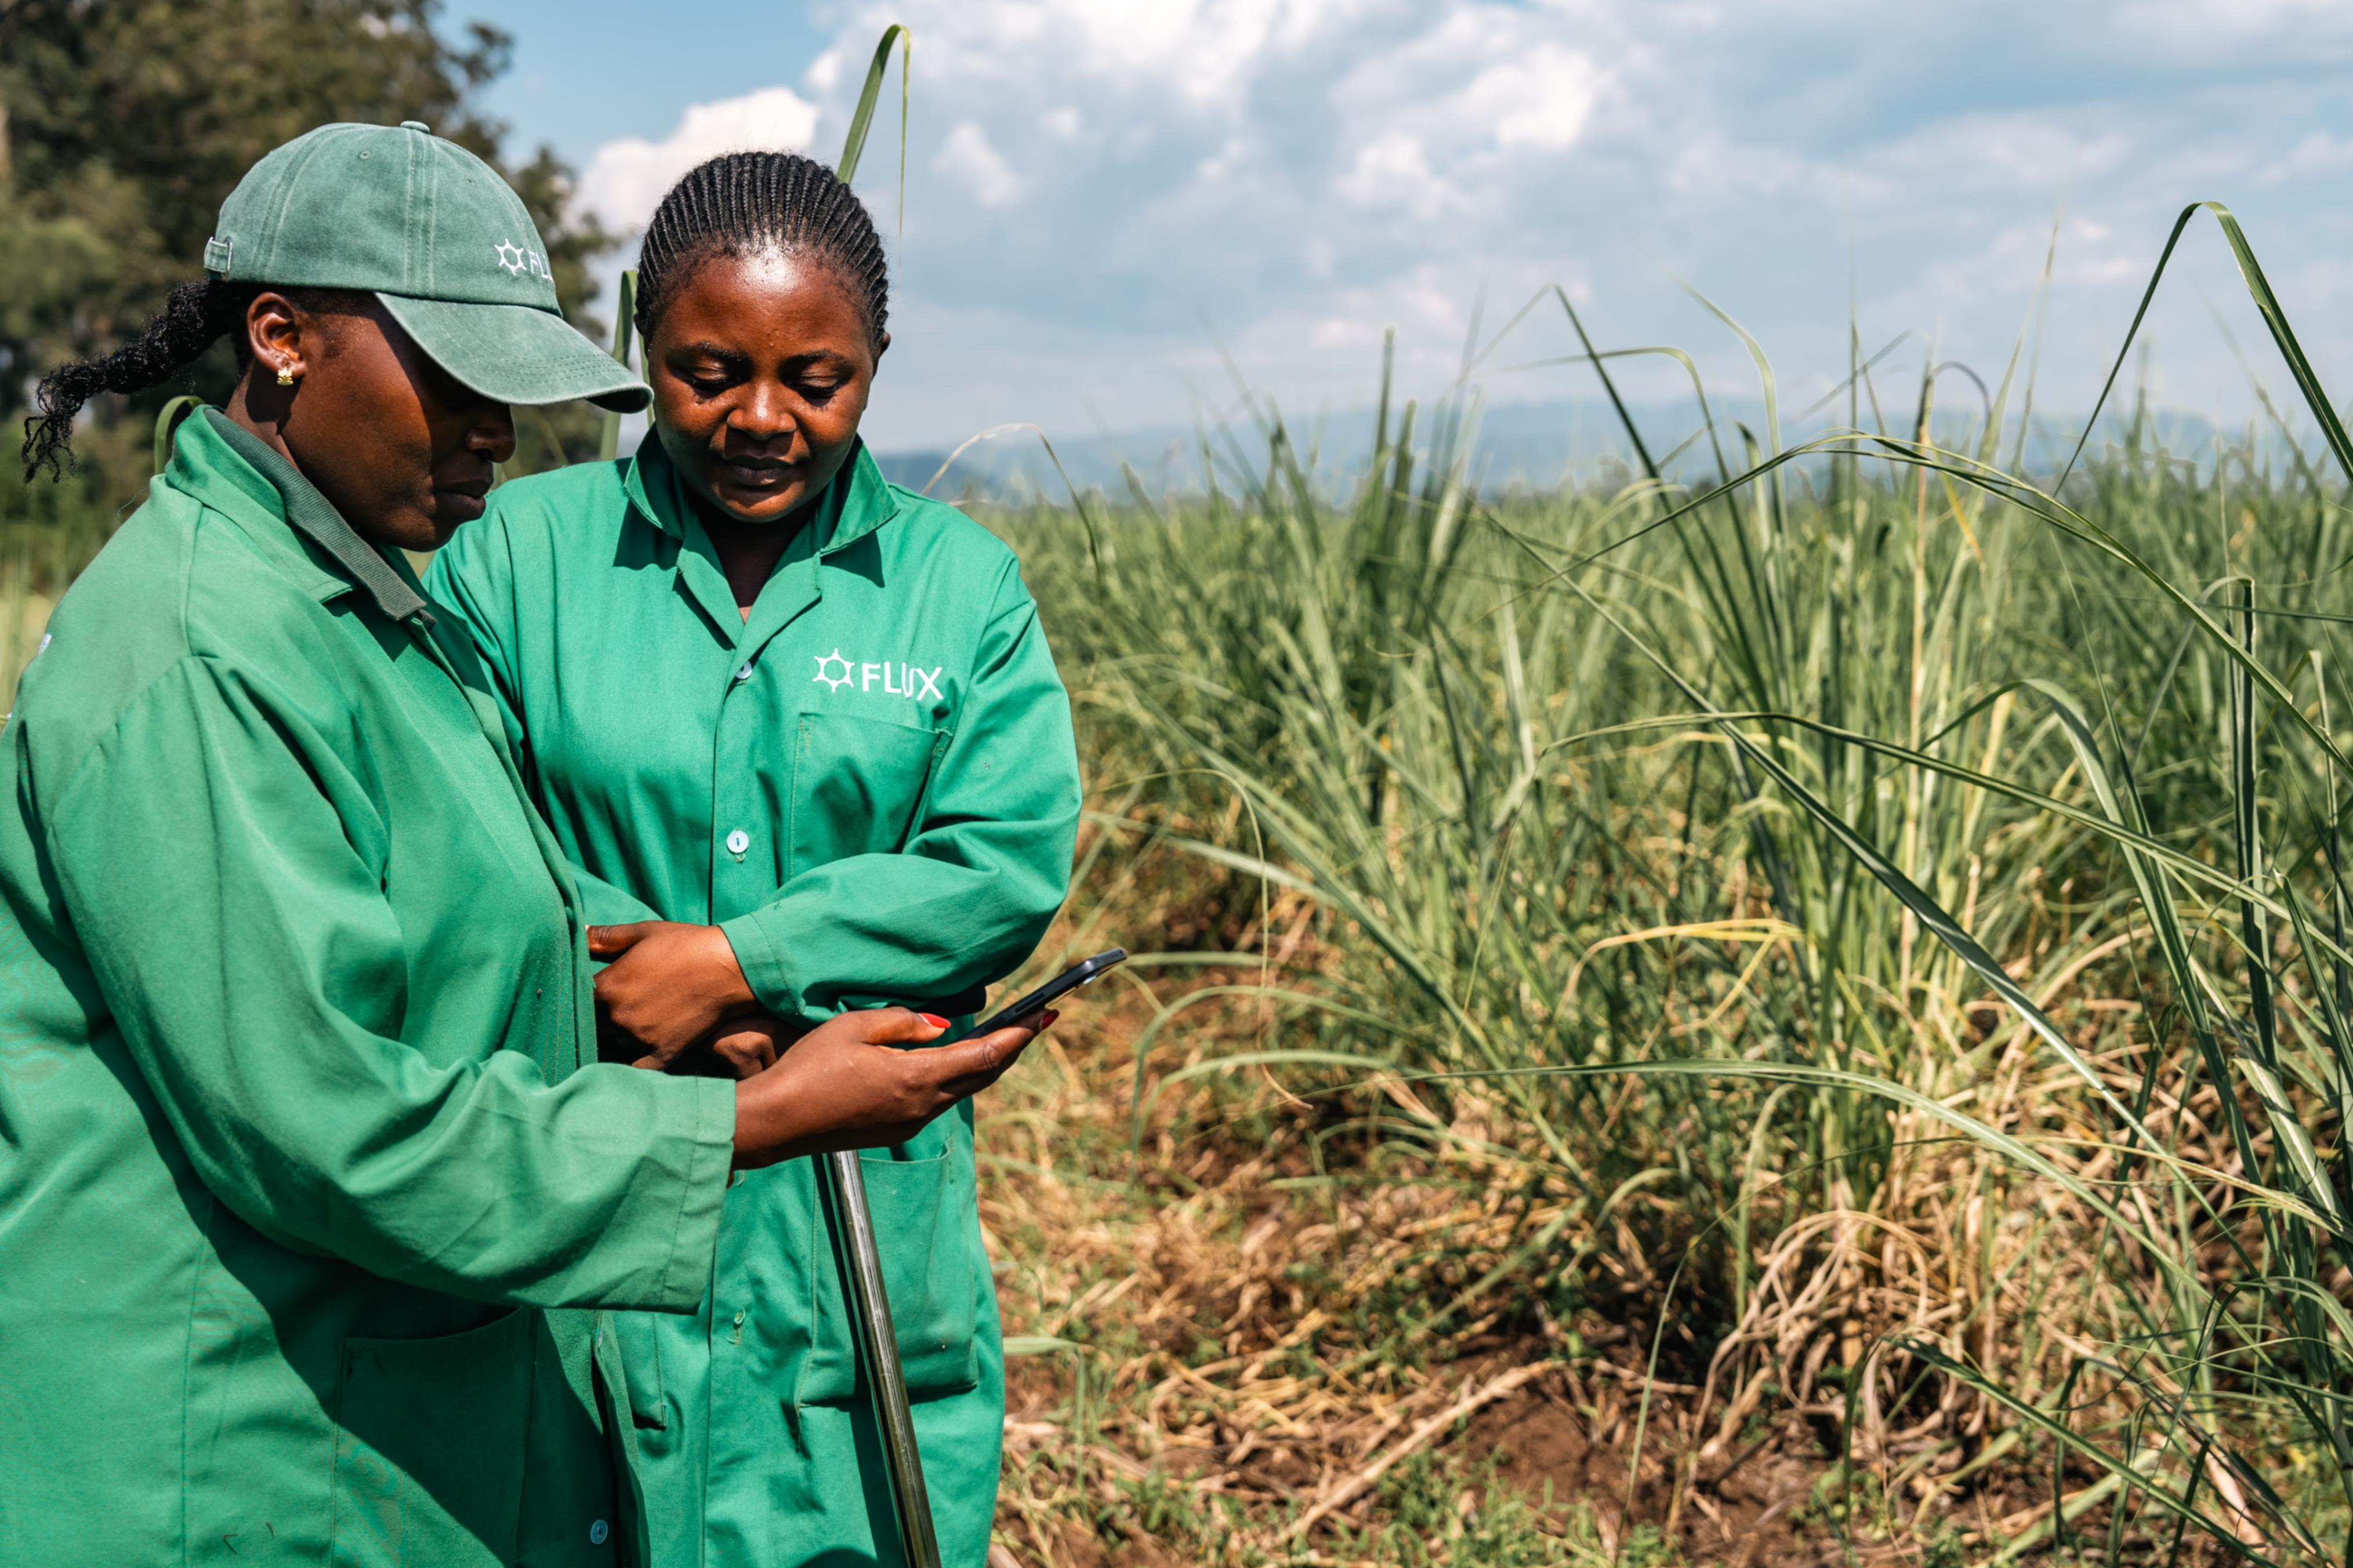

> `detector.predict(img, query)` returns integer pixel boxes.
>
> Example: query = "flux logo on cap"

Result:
[494,239,550,280]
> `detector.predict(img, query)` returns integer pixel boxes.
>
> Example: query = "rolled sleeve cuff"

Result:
[720,906,810,1024]
[641,1073,738,1312]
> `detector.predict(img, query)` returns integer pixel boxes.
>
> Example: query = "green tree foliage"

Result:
[0,0,618,489]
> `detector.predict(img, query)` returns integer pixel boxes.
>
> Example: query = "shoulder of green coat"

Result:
[463,460,635,557]
[483,458,633,520]
[16,482,360,796]
[14,485,202,771]
[444,459,633,579]
[878,482,1027,600]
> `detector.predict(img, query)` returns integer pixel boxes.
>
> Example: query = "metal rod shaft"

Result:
[827,1149,944,1568]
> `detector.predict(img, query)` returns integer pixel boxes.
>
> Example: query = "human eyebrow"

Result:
[671,341,753,373]
[783,349,858,376]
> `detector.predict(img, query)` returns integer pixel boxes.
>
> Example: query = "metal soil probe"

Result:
[826,1150,944,1568]
[822,953,1126,1566]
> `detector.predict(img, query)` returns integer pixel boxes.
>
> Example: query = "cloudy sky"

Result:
[473,0,2353,455]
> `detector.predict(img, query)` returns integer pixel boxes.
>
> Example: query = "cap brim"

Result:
[377,292,651,413]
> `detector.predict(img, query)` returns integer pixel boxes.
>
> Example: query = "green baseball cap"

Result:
[204,121,648,413]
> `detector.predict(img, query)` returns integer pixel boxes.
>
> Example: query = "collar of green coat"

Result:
[619,433,900,557]
[168,409,435,626]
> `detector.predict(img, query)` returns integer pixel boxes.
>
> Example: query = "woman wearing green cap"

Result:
[0,122,1050,1568]
[429,153,1082,1566]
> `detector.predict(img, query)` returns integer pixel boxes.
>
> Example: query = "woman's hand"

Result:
[589,921,758,1065]
[704,1017,791,1079]
[731,1006,1053,1170]
[605,1012,795,1080]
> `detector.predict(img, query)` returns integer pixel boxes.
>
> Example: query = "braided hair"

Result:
[19,280,263,481]
[634,152,889,353]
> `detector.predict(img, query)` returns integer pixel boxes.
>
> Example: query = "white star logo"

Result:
[494,239,527,275]
[811,649,853,691]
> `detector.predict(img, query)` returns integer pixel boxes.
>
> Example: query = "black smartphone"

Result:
[971,948,1127,1034]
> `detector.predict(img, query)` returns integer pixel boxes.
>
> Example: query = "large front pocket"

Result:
[787,711,948,878]
[331,1308,532,1568]
[798,1128,981,1406]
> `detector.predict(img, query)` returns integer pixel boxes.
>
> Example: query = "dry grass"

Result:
[976,805,2293,1566]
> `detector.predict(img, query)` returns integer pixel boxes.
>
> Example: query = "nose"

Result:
[470,402,517,465]
[728,380,797,449]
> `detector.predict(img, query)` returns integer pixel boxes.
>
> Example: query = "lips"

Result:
[716,458,797,490]
[435,478,490,523]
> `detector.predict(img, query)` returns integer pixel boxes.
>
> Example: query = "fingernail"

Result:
[920,1012,949,1028]
[1039,1009,1060,1028]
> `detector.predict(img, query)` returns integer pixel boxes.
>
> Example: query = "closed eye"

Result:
[667,341,753,397]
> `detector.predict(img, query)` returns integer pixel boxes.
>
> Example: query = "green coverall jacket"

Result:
[0,411,738,1567]
[427,439,1081,1567]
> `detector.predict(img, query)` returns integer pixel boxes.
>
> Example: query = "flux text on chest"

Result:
[811,648,944,700]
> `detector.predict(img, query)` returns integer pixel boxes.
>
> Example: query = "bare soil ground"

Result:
[977,923,2213,1565]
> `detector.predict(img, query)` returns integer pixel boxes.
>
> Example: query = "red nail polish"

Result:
[920,1012,949,1028]
[1039,1009,1060,1028]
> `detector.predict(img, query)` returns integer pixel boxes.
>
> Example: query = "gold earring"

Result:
[275,368,295,387]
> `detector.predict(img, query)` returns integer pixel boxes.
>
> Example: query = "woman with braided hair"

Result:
[0,124,1053,1568]
[429,150,1081,1566]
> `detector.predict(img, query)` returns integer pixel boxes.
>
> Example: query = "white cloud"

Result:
[1930,118,2130,187]
[2263,130,2353,185]
[1196,136,1250,183]
[1316,8,1638,224]
[579,86,820,232]
[1668,134,1817,199]
[1336,130,1453,218]
[697,0,2353,448]
[900,0,1374,107]
[1473,44,1605,152]
[1917,216,2144,311]
[2114,0,2346,44]
[935,121,1021,206]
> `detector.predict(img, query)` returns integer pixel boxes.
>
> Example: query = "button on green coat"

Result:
[427,440,1081,1567]
[0,412,738,1567]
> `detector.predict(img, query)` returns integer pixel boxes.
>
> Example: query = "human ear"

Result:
[245,292,312,384]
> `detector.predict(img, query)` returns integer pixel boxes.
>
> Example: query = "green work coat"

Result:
[427,438,1081,1567]
[0,410,738,1568]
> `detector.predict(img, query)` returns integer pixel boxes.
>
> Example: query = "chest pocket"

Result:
[788,712,949,878]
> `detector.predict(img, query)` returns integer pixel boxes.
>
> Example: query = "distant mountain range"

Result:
[871,394,2301,504]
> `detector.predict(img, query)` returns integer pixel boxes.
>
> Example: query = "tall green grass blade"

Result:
[2062,201,2353,492]
[596,268,638,463]
[836,23,910,237]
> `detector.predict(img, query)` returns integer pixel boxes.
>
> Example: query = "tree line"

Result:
[0,0,617,504]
